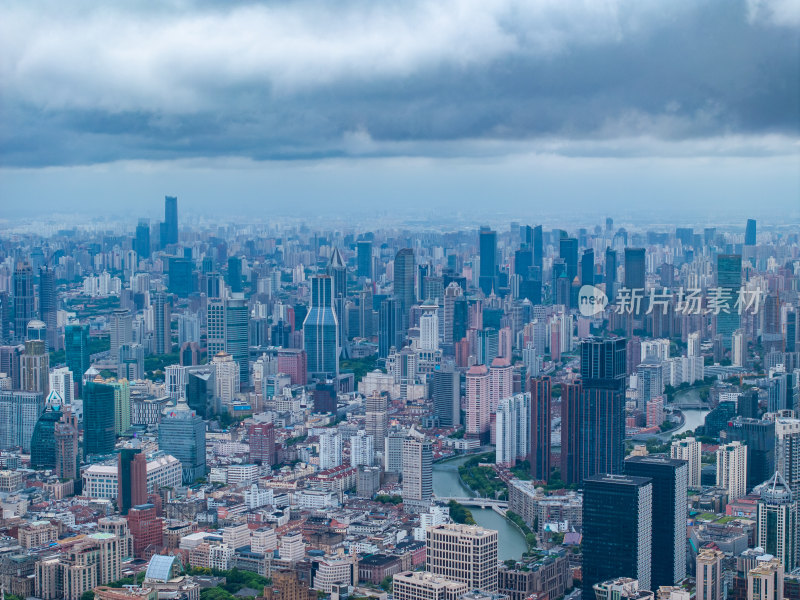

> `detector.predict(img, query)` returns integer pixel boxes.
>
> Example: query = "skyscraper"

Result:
[30,403,63,469]
[21,336,49,396]
[723,418,775,490]
[152,292,172,355]
[164,195,178,246]
[745,218,757,245]
[419,305,439,351]
[757,471,797,570]
[427,524,498,592]
[559,237,578,285]
[117,448,147,516]
[716,254,741,349]
[158,399,206,483]
[249,423,276,467]
[582,474,653,594]
[319,430,342,469]
[495,392,529,468]
[625,456,688,587]
[379,297,402,358]
[394,248,415,328]
[533,225,543,271]
[109,308,133,365]
[529,376,551,481]
[581,249,595,287]
[466,365,490,441]
[479,227,498,295]
[135,219,151,259]
[671,437,702,489]
[350,430,374,467]
[227,256,243,293]
[624,248,646,291]
[365,392,388,453]
[225,295,250,386]
[432,364,460,428]
[717,441,748,501]
[579,337,627,480]
[402,434,432,508]
[65,323,90,397]
[303,276,339,380]
[357,240,373,279]
[605,248,617,302]
[54,411,79,481]
[13,262,34,340]
[561,381,582,485]
[39,266,58,351]
[0,390,44,452]
[83,381,116,456]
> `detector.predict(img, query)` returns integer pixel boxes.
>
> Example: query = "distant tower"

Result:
[379,298,402,358]
[39,266,58,351]
[227,256,243,293]
[357,240,373,279]
[65,323,90,397]
[757,471,797,570]
[433,364,460,428]
[152,292,172,355]
[479,227,497,295]
[83,380,116,455]
[394,248,415,329]
[22,326,50,396]
[529,376,551,481]
[13,262,35,340]
[135,219,151,259]
[303,276,339,380]
[164,195,178,246]
[159,399,207,483]
[716,254,742,350]
[30,403,63,469]
[745,218,757,245]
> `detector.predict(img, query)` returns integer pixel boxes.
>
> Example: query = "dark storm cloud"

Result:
[0,0,797,167]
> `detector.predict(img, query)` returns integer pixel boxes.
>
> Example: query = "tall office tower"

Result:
[50,367,74,406]
[84,381,116,455]
[561,381,582,485]
[227,256,243,293]
[304,276,339,380]
[479,227,498,295]
[109,379,131,435]
[696,549,724,600]
[625,456,687,587]
[775,417,800,498]
[402,435,432,508]
[319,430,343,470]
[716,254,742,349]
[533,225,543,271]
[39,267,57,350]
[717,441,748,501]
[762,294,783,354]
[54,411,79,480]
[529,376,551,481]
[748,559,785,600]
[433,364,460,427]
[495,392,530,467]
[757,471,797,570]
[328,247,347,299]
[152,292,172,355]
[605,248,617,301]
[350,430,375,467]
[636,359,663,410]
[65,323,90,397]
[0,391,44,452]
[0,292,10,343]
[579,337,627,480]
[366,392,389,452]
[357,240,373,279]
[0,344,23,390]
[582,474,653,594]
[164,195,178,246]
[671,437,702,489]
[135,219,151,259]
[159,399,206,483]
[745,218,757,245]
[249,423,276,467]
[624,248,646,291]
[225,295,249,386]
[212,351,239,405]
[30,403,63,469]
[13,262,34,340]
[466,365,490,440]
[119,343,145,380]
[419,305,439,351]
[22,337,50,396]
[427,524,499,592]
[394,248,415,328]
[786,310,797,353]
[723,418,776,490]
[514,248,532,280]
[379,297,402,358]
[559,237,578,284]
[580,249,595,287]
[168,257,193,297]
[206,298,226,356]
[109,308,133,364]
[165,364,186,401]
[117,448,147,515]
[186,365,215,418]
[384,429,407,474]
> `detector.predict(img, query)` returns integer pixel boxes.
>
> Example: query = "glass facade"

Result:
[84,381,116,455]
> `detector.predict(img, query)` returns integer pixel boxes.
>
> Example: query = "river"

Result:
[432,455,528,561]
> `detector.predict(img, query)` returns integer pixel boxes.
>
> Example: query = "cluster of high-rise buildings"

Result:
[0,202,798,599]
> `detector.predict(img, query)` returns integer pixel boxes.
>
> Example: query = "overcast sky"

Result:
[1,0,798,221]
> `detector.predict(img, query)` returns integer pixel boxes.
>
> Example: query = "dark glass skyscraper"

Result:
[164,195,178,246]
[117,448,147,515]
[579,337,627,480]
[39,266,57,351]
[529,376,551,482]
[394,248,415,328]
[357,240,373,279]
[83,381,116,455]
[152,292,172,355]
[625,456,688,587]
[479,227,498,295]
[605,248,617,301]
[168,257,193,297]
[559,237,578,284]
[722,418,776,490]
[159,400,207,483]
[717,254,742,349]
[30,403,63,469]
[13,261,34,341]
[624,248,646,290]
[64,323,90,397]
[561,381,582,485]
[433,364,460,427]
[533,225,543,271]
[582,474,653,594]
[303,276,339,379]
[226,295,250,386]
[745,218,757,245]
[135,219,151,258]
[227,256,243,293]
[580,249,594,287]
[379,297,402,358]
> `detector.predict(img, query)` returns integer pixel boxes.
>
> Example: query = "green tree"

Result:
[81,592,96,600]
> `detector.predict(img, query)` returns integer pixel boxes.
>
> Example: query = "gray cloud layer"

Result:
[1,0,798,167]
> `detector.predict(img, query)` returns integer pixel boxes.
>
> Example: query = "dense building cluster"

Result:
[0,200,798,600]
